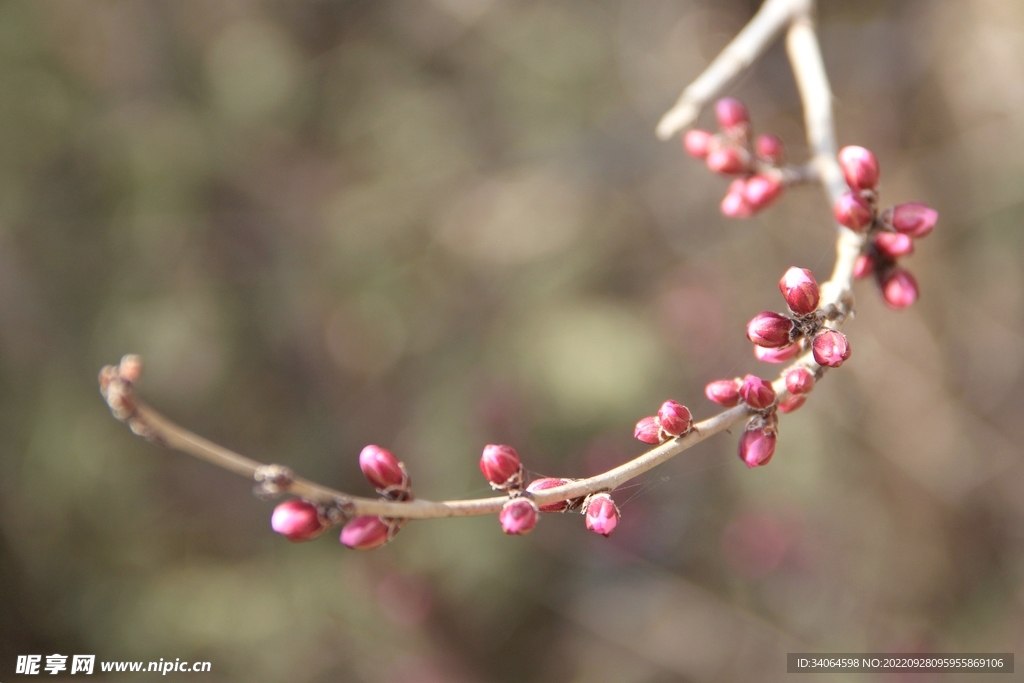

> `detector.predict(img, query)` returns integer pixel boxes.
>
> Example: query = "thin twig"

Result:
[101,373,751,519]
[785,10,865,306]
[655,0,812,140]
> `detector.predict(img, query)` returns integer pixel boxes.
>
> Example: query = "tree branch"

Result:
[101,0,866,529]
[655,0,812,140]
[100,367,753,520]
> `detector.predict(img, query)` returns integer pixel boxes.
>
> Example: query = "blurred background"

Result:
[1,0,1022,680]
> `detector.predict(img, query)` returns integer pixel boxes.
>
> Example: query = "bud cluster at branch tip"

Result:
[682,97,789,218]
[832,146,937,309]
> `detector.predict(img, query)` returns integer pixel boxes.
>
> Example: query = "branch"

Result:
[655,0,812,140]
[100,363,753,520]
[100,0,867,533]
[785,12,865,300]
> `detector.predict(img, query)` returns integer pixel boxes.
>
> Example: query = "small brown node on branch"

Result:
[253,464,295,498]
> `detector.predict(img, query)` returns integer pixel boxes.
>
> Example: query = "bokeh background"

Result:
[1,0,1023,680]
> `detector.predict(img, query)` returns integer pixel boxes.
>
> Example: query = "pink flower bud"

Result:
[838,145,879,191]
[705,378,742,407]
[738,427,776,468]
[526,477,571,512]
[683,129,713,158]
[634,416,662,444]
[584,493,620,537]
[784,367,815,395]
[891,202,937,238]
[499,498,538,535]
[778,267,820,315]
[271,499,325,542]
[754,343,800,363]
[811,330,851,368]
[720,184,755,218]
[706,147,746,175]
[873,231,914,258]
[359,445,406,492]
[479,444,523,489]
[833,192,874,231]
[755,133,786,164]
[743,174,784,210]
[657,400,692,436]
[880,269,919,309]
[777,394,806,413]
[746,311,794,348]
[340,516,391,550]
[715,97,749,130]
[853,254,875,279]
[739,374,776,409]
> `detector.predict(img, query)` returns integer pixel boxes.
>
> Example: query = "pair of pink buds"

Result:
[633,400,693,445]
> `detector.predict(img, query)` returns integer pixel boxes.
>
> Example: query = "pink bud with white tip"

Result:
[812,330,851,368]
[583,493,620,537]
[271,499,325,542]
[359,445,407,492]
[779,267,820,315]
[499,499,538,535]
[634,416,662,444]
[705,379,742,407]
[657,400,692,437]
[480,444,523,490]
[747,311,794,348]
[838,146,879,191]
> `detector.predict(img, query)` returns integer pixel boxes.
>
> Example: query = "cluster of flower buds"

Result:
[832,146,938,309]
[634,400,693,445]
[746,266,851,368]
[480,445,617,538]
[683,97,789,218]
